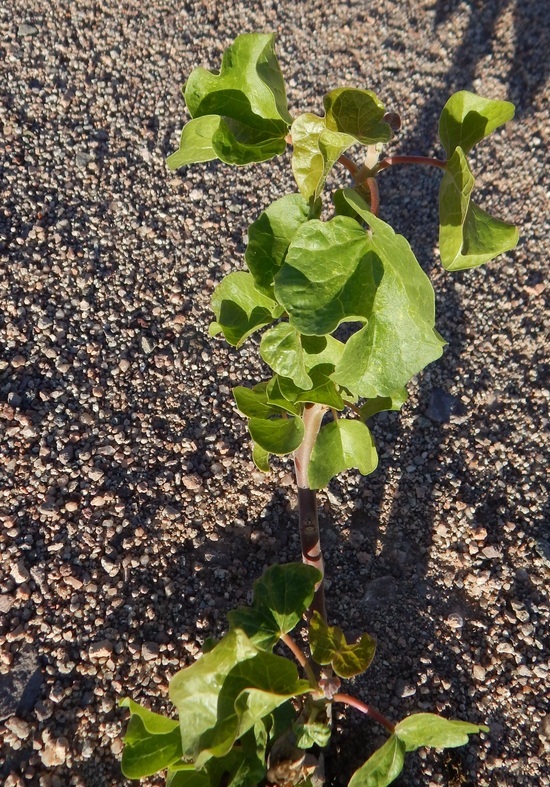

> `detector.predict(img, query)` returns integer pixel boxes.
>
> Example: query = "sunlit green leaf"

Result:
[229,563,321,649]
[308,419,378,489]
[323,191,445,397]
[120,698,182,779]
[166,116,220,169]
[439,147,519,270]
[169,629,257,758]
[439,91,515,156]
[323,88,392,144]
[248,414,304,455]
[291,113,357,202]
[394,713,489,752]
[171,33,291,166]
[210,271,282,346]
[260,323,313,389]
[245,194,312,297]
[348,735,406,787]
[198,656,310,767]
[274,215,374,335]
[308,611,376,677]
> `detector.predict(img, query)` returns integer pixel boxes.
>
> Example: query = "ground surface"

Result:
[0,1,548,785]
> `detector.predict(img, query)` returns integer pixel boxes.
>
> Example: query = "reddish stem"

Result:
[365,177,379,216]
[376,155,447,173]
[333,693,395,734]
[338,153,359,177]
[281,633,318,687]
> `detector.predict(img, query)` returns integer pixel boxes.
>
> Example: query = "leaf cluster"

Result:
[167,34,517,489]
[120,564,488,787]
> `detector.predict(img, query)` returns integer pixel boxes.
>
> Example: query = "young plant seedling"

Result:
[120,33,518,786]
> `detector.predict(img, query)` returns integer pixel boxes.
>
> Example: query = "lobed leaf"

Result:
[169,629,258,759]
[308,419,378,490]
[439,147,519,270]
[229,563,321,649]
[274,215,374,335]
[348,735,406,787]
[170,33,291,167]
[245,194,312,298]
[394,713,489,752]
[439,90,515,156]
[328,190,446,398]
[308,611,376,678]
[210,271,283,347]
[323,88,392,144]
[119,698,183,779]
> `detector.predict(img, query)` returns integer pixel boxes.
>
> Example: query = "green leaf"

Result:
[233,383,282,419]
[198,654,310,767]
[323,88,392,144]
[327,191,445,397]
[394,713,489,752]
[119,698,182,779]
[229,563,322,649]
[348,735,406,787]
[291,113,357,202]
[274,215,374,335]
[308,419,378,490]
[166,766,211,787]
[167,726,267,787]
[293,721,332,749]
[333,187,369,221]
[359,389,408,420]
[260,323,313,389]
[265,375,303,414]
[439,91,515,156]
[252,442,270,472]
[210,271,282,346]
[278,365,345,410]
[439,147,519,270]
[169,629,258,759]
[170,629,309,769]
[248,415,304,455]
[308,611,376,678]
[166,116,221,169]
[245,194,312,298]
[172,33,290,166]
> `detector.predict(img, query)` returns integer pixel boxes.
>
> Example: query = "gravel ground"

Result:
[1,1,548,785]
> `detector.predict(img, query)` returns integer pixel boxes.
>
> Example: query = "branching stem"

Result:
[333,693,395,733]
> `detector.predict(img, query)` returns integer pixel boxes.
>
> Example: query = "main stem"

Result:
[293,403,328,622]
